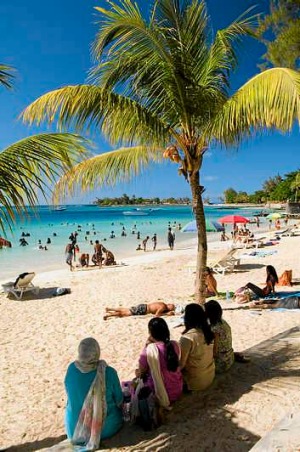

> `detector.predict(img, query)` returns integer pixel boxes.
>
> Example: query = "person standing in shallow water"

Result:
[142,236,150,251]
[65,242,75,271]
[151,233,157,250]
[167,228,174,250]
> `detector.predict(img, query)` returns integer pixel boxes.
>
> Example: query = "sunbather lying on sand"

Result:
[103,302,175,320]
[250,296,300,309]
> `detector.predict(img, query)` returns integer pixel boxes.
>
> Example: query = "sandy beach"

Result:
[1,230,300,451]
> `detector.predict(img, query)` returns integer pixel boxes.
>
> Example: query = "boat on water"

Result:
[52,206,67,212]
[253,210,269,217]
[123,208,150,216]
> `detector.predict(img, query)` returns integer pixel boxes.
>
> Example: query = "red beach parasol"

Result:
[218,215,250,224]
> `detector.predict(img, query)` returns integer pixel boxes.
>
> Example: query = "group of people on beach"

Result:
[65,234,116,271]
[136,225,177,252]
[64,257,300,450]
[65,300,244,450]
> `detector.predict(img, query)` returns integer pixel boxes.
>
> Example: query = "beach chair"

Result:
[2,272,39,300]
[245,236,267,249]
[210,249,240,276]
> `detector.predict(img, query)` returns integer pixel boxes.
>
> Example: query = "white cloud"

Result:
[205,151,213,157]
[203,175,218,181]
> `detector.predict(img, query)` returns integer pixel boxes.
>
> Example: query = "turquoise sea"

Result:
[0,205,268,280]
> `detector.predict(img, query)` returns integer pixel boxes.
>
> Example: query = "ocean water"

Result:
[0,205,267,280]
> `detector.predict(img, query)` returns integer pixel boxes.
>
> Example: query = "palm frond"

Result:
[209,67,300,145]
[0,133,90,231]
[0,64,15,89]
[22,85,171,147]
[205,11,257,90]
[53,145,164,202]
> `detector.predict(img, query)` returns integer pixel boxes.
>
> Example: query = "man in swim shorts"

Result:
[65,242,75,271]
[103,302,175,320]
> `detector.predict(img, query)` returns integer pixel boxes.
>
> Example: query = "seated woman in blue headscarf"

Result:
[64,337,123,450]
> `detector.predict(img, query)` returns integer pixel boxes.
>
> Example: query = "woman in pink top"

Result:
[138,317,183,404]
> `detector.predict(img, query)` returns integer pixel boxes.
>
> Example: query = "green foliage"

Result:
[291,171,300,200]
[262,174,283,195]
[0,64,14,89]
[268,171,298,200]
[223,170,300,203]
[258,0,300,69]
[21,0,300,299]
[0,61,90,232]
[94,194,190,206]
[224,188,238,203]
[248,190,267,203]
[0,133,90,231]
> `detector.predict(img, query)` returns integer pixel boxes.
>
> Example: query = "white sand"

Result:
[1,231,300,451]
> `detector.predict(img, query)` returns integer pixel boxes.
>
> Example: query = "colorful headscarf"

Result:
[72,338,107,451]
[74,338,100,373]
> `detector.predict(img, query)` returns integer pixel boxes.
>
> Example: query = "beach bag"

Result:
[131,378,158,431]
[278,270,293,287]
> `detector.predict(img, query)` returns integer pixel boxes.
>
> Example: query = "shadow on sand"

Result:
[4,327,300,451]
[3,287,70,301]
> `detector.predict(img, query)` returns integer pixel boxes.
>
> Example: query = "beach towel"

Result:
[72,360,107,451]
[146,343,170,409]
[240,250,278,259]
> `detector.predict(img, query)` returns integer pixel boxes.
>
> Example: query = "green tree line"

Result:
[223,170,300,203]
[94,194,191,206]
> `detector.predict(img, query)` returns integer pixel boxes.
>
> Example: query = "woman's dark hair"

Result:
[266,265,278,284]
[148,317,179,372]
[204,300,223,326]
[183,303,214,345]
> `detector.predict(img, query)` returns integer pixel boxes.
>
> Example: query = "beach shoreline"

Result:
[0,204,277,281]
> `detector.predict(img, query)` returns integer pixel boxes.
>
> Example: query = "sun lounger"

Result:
[274,226,297,237]
[210,249,240,275]
[2,272,39,300]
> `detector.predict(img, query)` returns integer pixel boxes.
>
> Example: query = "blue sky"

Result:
[1,0,299,203]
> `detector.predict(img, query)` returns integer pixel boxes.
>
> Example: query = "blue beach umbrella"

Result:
[181,220,224,233]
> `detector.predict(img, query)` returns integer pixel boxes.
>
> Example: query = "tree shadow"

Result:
[234,263,266,272]
[6,327,300,451]
[104,326,300,451]
[2,435,66,451]
[4,287,62,301]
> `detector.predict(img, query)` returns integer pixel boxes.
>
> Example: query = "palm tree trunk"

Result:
[189,170,207,303]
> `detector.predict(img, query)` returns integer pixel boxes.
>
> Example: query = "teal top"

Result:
[64,363,123,441]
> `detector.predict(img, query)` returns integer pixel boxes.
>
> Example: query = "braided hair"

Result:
[148,317,179,372]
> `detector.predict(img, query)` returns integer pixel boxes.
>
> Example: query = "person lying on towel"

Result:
[103,302,175,320]
[250,296,300,309]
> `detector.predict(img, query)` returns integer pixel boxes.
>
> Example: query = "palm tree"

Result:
[0,63,89,231]
[22,0,300,301]
[291,172,300,201]
[0,64,14,89]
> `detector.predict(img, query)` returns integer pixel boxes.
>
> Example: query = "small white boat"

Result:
[123,209,149,216]
[53,206,67,211]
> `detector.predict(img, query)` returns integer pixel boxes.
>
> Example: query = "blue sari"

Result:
[65,363,123,441]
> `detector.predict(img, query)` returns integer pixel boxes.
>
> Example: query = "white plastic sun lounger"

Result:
[2,272,39,300]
